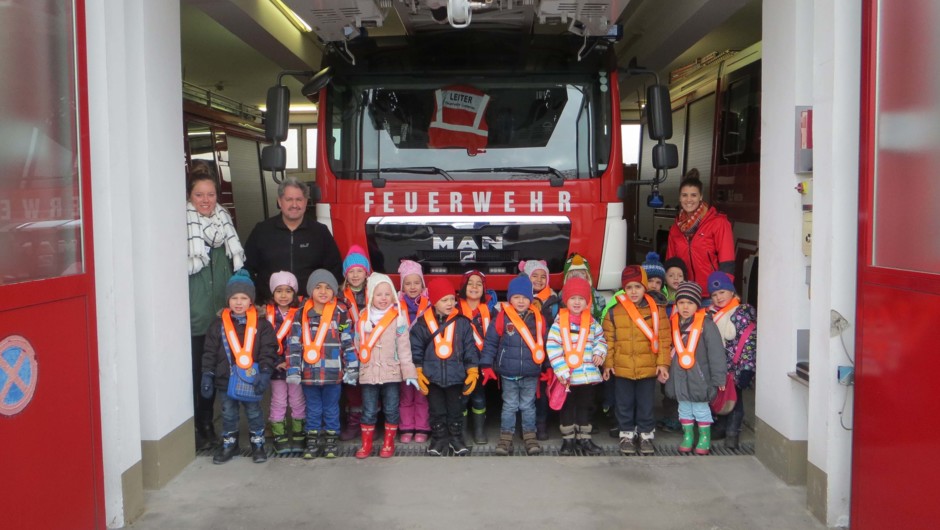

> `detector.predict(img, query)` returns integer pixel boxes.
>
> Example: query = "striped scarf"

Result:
[187,202,245,275]
[676,202,709,236]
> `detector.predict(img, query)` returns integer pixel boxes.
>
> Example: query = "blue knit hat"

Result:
[225,269,256,302]
[343,244,371,277]
[507,274,533,301]
[642,252,666,281]
[707,271,735,295]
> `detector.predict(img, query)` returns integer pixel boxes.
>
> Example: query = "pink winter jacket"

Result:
[355,319,417,384]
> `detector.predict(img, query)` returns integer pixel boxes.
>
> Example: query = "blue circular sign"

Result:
[0,335,38,416]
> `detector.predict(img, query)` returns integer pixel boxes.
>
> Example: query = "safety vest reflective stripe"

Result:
[400,296,429,325]
[266,304,298,355]
[344,287,362,325]
[222,306,258,369]
[535,287,553,303]
[616,294,660,353]
[501,303,545,364]
[459,299,490,350]
[671,310,707,369]
[710,298,740,324]
[428,85,490,154]
[357,308,399,364]
[559,309,591,369]
[302,300,336,365]
[424,309,459,359]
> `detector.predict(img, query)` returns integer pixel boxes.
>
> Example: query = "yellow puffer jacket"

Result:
[602,301,672,380]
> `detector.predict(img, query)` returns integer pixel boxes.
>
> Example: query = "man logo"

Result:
[432,235,504,250]
[460,250,476,262]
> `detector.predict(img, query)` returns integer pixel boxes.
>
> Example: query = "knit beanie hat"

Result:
[563,253,593,282]
[707,271,736,295]
[507,274,533,301]
[663,256,688,278]
[427,278,456,305]
[561,277,592,305]
[620,265,647,289]
[306,268,339,297]
[268,270,299,295]
[398,259,425,287]
[675,281,703,307]
[519,259,549,279]
[365,273,407,328]
[226,269,256,302]
[459,269,486,298]
[641,252,666,281]
[343,244,371,277]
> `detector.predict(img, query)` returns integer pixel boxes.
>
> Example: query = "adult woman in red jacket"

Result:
[666,170,735,293]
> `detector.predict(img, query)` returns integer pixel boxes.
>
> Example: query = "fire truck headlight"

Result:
[430,267,447,274]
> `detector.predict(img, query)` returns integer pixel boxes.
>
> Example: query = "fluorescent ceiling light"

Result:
[270,0,312,33]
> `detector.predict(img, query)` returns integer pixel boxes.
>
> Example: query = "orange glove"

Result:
[481,367,498,386]
[462,367,479,396]
[416,367,430,395]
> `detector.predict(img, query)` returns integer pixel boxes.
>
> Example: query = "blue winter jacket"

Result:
[480,308,547,378]
[410,311,479,387]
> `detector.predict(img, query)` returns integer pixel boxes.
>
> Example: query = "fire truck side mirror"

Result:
[265,86,291,142]
[261,145,287,172]
[652,143,678,170]
[646,85,673,141]
[301,67,332,102]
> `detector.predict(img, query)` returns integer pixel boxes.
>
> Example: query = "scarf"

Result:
[187,202,245,275]
[676,202,709,236]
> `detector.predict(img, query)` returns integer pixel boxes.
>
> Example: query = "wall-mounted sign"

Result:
[0,335,39,416]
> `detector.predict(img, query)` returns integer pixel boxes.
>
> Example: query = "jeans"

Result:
[427,384,464,427]
[221,395,264,435]
[613,376,656,434]
[500,376,537,433]
[361,383,401,425]
[269,379,306,422]
[399,381,430,432]
[302,384,342,432]
[191,335,215,426]
[678,400,713,424]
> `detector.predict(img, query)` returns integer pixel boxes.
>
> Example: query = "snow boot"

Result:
[427,423,449,456]
[355,424,375,459]
[679,422,695,454]
[619,431,637,455]
[290,418,306,453]
[576,425,603,455]
[322,430,339,459]
[379,423,398,458]
[471,409,488,445]
[449,421,470,456]
[536,421,549,441]
[302,430,320,460]
[271,421,290,455]
[340,408,362,441]
[695,423,712,455]
[494,431,514,456]
[638,431,655,455]
[213,432,239,464]
[196,420,217,451]
[559,424,577,456]
[523,431,541,455]
[250,430,267,463]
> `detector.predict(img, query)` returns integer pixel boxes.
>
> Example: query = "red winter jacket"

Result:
[666,208,735,291]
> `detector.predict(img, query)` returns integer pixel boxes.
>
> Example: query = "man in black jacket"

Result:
[244,177,342,302]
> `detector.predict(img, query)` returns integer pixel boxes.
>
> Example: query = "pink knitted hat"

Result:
[397,260,425,287]
[268,270,299,294]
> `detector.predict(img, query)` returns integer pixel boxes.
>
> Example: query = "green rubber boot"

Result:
[290,418,306,453]
[695,423,711,455]
[679,423,694,453]
[271,421,290,455]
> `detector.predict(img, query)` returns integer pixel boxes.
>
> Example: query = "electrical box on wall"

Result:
[802,211,812,257]
[795,106,813,173]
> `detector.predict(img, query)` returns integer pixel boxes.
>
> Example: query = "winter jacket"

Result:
[666,208,735,291]
[202,312,279,390]
[546,314,607,385]
[189,246,233,336]
[410,311,479,387]
[532,290,560,323]
[665,315,727,402]
[400,294,429,328]
[290,302,357,386]
[342,287,367,326]
[243,214,342,302]
[355,311,418,384]
[602,299,672,380]
[262,305,300,381]
[710,303,757,388]
[480,308,548,378]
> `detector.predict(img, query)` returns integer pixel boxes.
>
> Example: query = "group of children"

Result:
[201,248,756,464]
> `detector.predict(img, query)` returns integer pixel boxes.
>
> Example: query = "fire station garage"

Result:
[0,1,936,528]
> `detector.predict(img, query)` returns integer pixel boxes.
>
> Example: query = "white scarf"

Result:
[187,202,245,275]
[711,303,739,342]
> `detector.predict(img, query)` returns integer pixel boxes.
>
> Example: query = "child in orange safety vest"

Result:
[456,269,498,445]
[339,245,371,442]
[396,260,431,443]
[263,271,305,455]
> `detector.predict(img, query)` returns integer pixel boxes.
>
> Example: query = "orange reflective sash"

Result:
[399,296,429,324]
[671,310,707,369]
[222,306,258,369]
[710,298,740,323]
[616,293,660,353]
[501,303,545,364]
[266,304,298,355]
[357,308,399,364]
[535,286,552,303]
[302,300,336,365]
[424,309,459,359]
[460,299,490,350]
[344,287,363,324]
[559,309,591,369]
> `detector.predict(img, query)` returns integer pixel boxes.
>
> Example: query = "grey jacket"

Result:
[665,315,727,403]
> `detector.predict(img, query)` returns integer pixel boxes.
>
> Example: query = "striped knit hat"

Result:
[674,281,703,307]
[343,245,371,277]
[620,265,647,289]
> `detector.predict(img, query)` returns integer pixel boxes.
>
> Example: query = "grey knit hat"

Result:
[306,268,339,296]
[225,269,256,302]
[674,281,703,308]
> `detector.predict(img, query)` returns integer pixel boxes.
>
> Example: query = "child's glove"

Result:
[200,372,214,399]
[406,378,421,392]
[481,367,498,386]
[415,368,430,395]
[285,367,301,385]
[343,368,359,386]
[253,371,272,394]
[462,367,479,396]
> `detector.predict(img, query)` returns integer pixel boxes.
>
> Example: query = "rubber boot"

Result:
[679,422,695,453]
[449,421,470,456]
[471,409,487,445]
[427,423,449,456]
[322,430,339,458]
[355,424,375,459]
[523,431,541,455]
[290,418,306,453]
[536,421,549,441]
[695,423,711,455]
[250,430,267,463]
[302,430,320,460]
[340,408,362,441]
[271,421,290,455]
[494,431,514,456]
[213,432,239,464]
[379,423,398,458]
[559,425,577,456]
[576,425,603,455]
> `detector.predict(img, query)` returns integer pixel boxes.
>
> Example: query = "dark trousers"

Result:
[428,384,465,427]
[535,377,549,424]
[613,376,657,434]
[191,335,215,426]
[727,384,746,434]
[559,384,596,426]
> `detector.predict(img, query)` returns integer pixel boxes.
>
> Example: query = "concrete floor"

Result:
[129,450,823,530]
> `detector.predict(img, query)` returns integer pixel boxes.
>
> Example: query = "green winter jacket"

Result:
[189,246,234,337]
